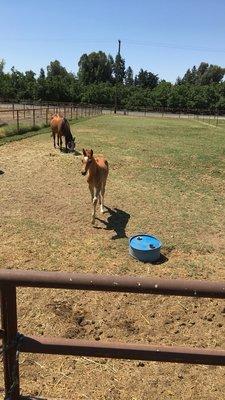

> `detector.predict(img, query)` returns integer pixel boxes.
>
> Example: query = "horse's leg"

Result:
[57,132,60,148]
[92,187,100,225]
[100,178,107,213]
[60,135,63,151]
[88,183,95,224]
[52,132,56,148]
[65,137,68,153]
[89,183,94,202]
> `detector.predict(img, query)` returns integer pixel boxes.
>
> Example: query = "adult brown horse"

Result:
[81,149,109,224]
[50,114,75,152]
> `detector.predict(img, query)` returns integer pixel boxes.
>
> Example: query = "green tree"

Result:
[125,66,134,85]
[37,68,46,100]
[47,60,68,78]
[151,81,172,108]
[23,70,37,99]
[0,59,5,75]
[78,52,114,84]
[135,69,158,89]
[113,54,125,83]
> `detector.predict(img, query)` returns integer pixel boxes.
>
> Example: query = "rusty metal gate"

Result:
[1,268,225,399]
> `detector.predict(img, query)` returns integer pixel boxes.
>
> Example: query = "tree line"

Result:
[0,53,225,112]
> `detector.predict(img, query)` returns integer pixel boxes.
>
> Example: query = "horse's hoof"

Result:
[92,217,95,225]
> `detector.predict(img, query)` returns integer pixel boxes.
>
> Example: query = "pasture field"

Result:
[0,115,225,399]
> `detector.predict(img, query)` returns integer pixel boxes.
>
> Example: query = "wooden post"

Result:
[16,110,19,133]
[64,106,66,117]
[46,108,49,125]
[23,104,26,119]
[1,285,20,400]
[12,103,15,120]
[71,106,73,119]
[33,109,35,127]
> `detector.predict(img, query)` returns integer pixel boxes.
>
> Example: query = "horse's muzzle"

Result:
[81,171,87,176]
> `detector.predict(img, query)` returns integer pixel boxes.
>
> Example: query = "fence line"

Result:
[0,269,225,399]
[0,104,102,134]
[1,103,225,131]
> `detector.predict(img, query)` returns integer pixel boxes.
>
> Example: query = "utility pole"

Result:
[118,39,121,55]
[114,39,121,114]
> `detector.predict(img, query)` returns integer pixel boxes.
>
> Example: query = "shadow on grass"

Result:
[60,148,81,156]
[149,253,168,265]
[20,397,47,400]
[129,252,168,265]
[95,206,130,240]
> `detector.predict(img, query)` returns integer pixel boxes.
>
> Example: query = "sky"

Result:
[1,0,225,82]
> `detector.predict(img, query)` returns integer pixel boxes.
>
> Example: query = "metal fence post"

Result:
[1,285,20,400]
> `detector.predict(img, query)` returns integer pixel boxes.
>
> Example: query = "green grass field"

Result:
[0,115,225,399]
[77,115,225,275]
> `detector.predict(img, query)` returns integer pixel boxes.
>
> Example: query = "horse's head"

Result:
[68,136,75,152]
[81,148,93,175]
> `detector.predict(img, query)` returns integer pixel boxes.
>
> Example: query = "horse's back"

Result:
[58,117,71,138]
[96,157,108,172]
[96,157,109,184]
[50,114,62,133]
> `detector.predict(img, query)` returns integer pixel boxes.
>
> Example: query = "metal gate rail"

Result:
[1,269,225,399]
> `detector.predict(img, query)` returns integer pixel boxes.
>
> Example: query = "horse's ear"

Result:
[83,148,86,155]
[90,149,93,157]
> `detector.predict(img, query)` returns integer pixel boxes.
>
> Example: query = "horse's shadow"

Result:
[20,397,47,400]
[60,148,81,156]
[0,170,4,175]
[96,206,130,240]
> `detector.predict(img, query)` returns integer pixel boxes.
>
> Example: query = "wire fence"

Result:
[1,101,225,136]
[0,103,102,134]
[103,107,225,126]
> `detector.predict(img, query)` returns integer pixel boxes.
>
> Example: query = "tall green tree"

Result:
[113,54,125,83]
[47,60,68,78]
[0,59,5,75]
[181,62,225,85]
[78,52,114,84]
[125,66,134,85]
[135,69,158,89]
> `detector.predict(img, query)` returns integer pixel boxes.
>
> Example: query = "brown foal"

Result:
[81,149,109,224]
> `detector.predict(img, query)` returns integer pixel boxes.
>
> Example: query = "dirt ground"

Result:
[0,116,225,399]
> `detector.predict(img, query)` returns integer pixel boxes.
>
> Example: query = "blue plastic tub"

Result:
[129,234,162,262]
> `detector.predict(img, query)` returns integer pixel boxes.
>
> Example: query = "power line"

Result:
[1,37,225,54]
[123,39,225,54]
